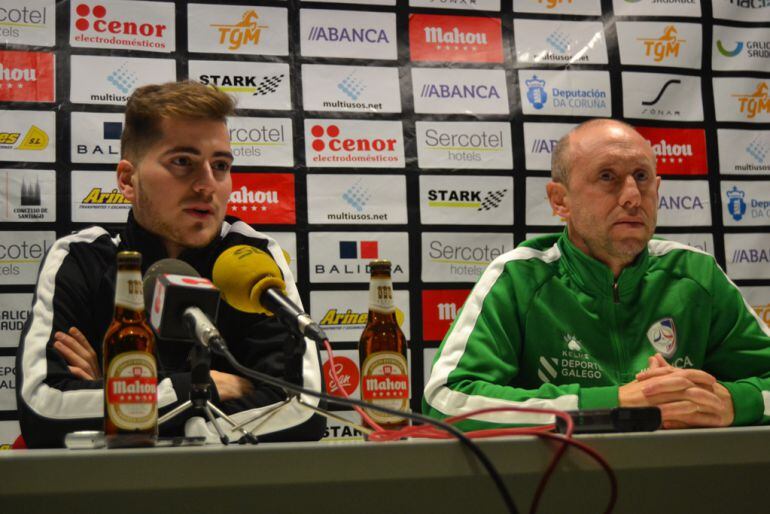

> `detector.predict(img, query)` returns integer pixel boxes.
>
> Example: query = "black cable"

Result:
[209,337,519,514]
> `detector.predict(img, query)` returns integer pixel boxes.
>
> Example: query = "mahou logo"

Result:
[305,120,405,168]
[323,356,360,398]
[227,173,295,224]
[0,51,54,102]
[634,127,707,175]
[71,1,174,52]
[409,14,503,63]
[733,82,770,120]
[422,289,470,341]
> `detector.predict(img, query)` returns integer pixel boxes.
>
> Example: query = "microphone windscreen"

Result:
[212,245,286,315]
[143,258,200,311]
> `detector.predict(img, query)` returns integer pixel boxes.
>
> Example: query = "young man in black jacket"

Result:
[16,81,325,447]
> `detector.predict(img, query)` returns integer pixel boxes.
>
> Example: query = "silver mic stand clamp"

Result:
[158,342,258,445]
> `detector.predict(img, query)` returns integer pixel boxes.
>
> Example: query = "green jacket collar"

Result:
[556,230,650,301]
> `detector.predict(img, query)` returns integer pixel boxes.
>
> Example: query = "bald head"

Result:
[551,119,653,186]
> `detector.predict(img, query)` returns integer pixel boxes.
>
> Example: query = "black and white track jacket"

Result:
[16,212,325,447]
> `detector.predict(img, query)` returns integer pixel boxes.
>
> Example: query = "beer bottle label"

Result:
[115,270,144,311]
[368,277,395,314]
[106,351,158,430]
[361,351,409,424]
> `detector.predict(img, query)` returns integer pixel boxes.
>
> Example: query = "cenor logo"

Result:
[310,124,398,153]
[73,3,167,37]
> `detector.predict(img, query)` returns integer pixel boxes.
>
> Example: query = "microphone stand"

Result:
[158,335,258,445]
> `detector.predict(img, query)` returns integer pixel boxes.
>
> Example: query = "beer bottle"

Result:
[359,260,409,430]
[103,251,158,448]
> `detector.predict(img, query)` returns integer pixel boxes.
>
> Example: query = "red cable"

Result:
[322,342,617,513]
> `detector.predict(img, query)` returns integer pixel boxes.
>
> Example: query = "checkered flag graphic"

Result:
[478,189,508,211]
[253,74,284,96]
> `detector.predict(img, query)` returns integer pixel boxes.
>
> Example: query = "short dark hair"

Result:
[121,81,236,163]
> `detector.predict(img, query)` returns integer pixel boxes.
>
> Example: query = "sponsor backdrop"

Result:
[0,0,768,443]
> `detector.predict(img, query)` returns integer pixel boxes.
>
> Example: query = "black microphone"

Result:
[211,245,328,343]
[143,258,222,347]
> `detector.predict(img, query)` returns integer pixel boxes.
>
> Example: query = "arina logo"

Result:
[638,25,685,62]
[717,40,744,57]
[211,11,267,51]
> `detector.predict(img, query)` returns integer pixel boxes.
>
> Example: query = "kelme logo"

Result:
[646,318,677,357]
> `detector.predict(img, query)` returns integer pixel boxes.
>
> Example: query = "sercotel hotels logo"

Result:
[0,51,54,102]
[409,14,503,63]
[0,4,49,41]
[638,25,685,62]
[732,82,770,120]
[423,125,506,163]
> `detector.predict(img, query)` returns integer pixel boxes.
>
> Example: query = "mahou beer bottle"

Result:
[359,260,409,430]
[103,251,158,448]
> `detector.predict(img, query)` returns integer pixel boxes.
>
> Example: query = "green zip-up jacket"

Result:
[423,232,770,430]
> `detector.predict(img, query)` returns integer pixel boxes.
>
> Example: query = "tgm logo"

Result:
[617,22,701,69]
[0,169,55,222]
[309,232,409,283]
[416,121,513,169]
[656,180,711,227]
[301,64,401,113]
[419,175,513,225]
[722,182,770,226]
[187,5,288,56]
[421,289,470,342]
[70,55,175,105]
[412,68,509,114]
[623,72,703,121]
[519,70,611,117]
[307,174,407,225]
[70,1,174,53]
[634,127,707,175]
[0,110,55,162]
[227,173,295,225]
[638,25,686,62]
[734,82,770,120]
[304,119,405,168]
[300,9,397,60]
[71,112,123,164]
[0,51,55,102]
[717,129,770,174]
[646,318,677,358]
[189,61,291,111]
[514,19,608,65]
[409,14,503,63]
[725,234,770,280]
[0,0,55,47]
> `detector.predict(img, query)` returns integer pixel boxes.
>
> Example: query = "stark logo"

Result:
[646,318,677,357]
